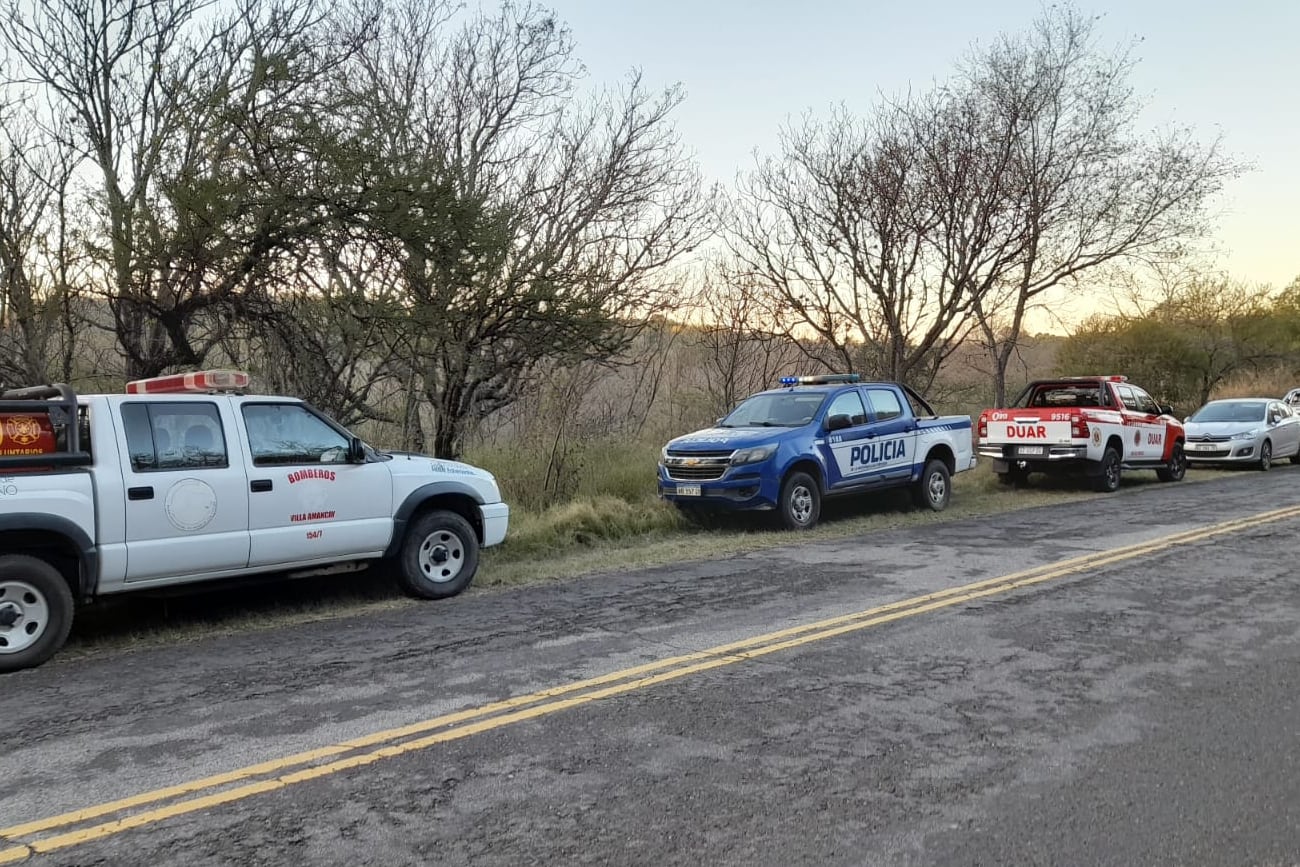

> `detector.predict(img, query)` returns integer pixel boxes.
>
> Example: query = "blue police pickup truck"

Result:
[657,375,977,530]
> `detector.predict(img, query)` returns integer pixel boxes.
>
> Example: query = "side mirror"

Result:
[347,436,367,463]
[825,414,852,432]
[1159,404,1175,417]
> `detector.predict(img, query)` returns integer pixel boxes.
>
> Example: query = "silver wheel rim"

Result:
[0,580,50,654]
[789,485,814,525]
[927,470,947,504]
[418,528,467,583]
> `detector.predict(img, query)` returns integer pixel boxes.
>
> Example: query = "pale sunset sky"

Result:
[537,0,1299,317]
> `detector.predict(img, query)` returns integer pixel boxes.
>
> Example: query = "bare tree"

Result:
[955,5,1242,405]
[2,0,368,377]
[690,266,801,415]
[336,0,711,457]
[727,103,982,393]
[0,100,82,387]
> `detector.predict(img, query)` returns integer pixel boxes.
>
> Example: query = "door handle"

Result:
[250,479,273,493]
[127,486,154,501]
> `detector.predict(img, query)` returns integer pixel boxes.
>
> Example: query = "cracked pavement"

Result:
[3,469,1300,865]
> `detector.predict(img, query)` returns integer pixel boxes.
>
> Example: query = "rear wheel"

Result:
[778,471,820,530]
[1091,447,1122,493]
[1157,442,1187,482]
[1259,440,1272,472]
[395,510,480,599]
[912,459,952,511]
[0,555,74,673]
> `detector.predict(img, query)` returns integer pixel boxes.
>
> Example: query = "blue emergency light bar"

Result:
[779,374,862,386]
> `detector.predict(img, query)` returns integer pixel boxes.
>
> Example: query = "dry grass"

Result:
[1211,367,1300,401]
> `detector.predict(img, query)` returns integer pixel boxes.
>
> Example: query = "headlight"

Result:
[1234,429,1261,440]
[731,445,776,465]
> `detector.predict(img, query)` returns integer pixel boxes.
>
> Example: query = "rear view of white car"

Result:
[1184,398,1300,470]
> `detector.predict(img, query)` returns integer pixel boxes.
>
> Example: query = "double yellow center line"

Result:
[4,503,1299,863]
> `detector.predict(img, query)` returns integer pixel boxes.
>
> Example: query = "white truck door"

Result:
[117,399,252,581]
[237,401,394,567]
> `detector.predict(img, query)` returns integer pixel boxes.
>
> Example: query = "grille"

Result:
[1187,448,1231,458]
[665,465,728,481]
[664,449,732,482]
[1186,434,1232,443]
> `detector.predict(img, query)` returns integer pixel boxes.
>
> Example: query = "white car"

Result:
[1183,398,1300,470]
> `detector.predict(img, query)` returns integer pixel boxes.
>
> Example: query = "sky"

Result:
[534,0,1299,301]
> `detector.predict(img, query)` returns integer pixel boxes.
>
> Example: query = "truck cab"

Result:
[657,374,976,530]
[0,371,510,672]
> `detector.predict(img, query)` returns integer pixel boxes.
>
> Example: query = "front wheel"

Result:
[0,554,75,673]
[1259,440,1273,472]
[1157,442,1187,482]
[395,510,481,599]
[912,459,952,511]
[778,471,821,530]
[1091,448,1122,493]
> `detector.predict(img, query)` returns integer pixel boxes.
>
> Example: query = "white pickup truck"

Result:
[0,371,509,672]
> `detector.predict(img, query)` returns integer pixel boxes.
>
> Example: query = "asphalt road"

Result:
[4,468,1300,866]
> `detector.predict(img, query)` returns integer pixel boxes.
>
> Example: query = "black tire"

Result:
[395,510,480,599]
[912,458,952,511]
[1090,447,1122,493]
[1289,448,1300,466]
[778,471,821,531]
[1157,442,1187,482]
[0,554,75,673]
[1259,440,1272,472]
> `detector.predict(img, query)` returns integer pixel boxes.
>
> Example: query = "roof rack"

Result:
[0,383,91,469]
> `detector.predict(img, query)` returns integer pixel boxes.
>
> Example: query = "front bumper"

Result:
[657,465,779,510]
[480,502,510,547]
[1185,441,1260,463]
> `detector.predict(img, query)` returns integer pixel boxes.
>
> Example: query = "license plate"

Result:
[675,484,702,496]
[1192,443,1218,451]
[1017,446,1044,456]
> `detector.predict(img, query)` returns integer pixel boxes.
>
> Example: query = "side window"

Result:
[1131,388,1159,415]
[242,403,350,466]
[825,390,867,427]
[120,402,228,471]
[866,388,904,422]
[1116,385,1137,410]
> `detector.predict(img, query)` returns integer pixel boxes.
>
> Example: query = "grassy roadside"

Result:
[60,462,1245,659]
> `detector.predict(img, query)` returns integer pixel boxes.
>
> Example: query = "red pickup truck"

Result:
[976,376,1186,492]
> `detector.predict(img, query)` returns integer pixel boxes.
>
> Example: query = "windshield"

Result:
[720,392,826,428]
[1187,401,1266,423]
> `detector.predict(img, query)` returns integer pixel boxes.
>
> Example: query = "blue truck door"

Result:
[819,388,875,488]
[860,387,920,482]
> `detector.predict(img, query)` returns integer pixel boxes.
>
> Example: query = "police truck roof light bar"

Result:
[125,370,251,395]
[779,374,862,386]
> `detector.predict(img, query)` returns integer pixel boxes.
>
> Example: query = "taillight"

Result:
[1071,415,1088,438]
[977,417,987,438]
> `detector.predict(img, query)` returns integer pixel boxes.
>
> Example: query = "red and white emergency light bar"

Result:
[125,370,251,395]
